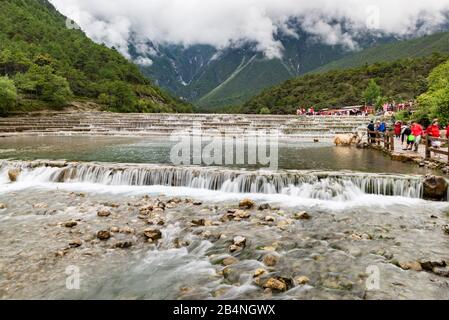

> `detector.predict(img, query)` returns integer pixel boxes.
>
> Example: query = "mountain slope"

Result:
[241,54,448,114]
[133,30,372,109]
[313,31,449,73]
[0,0,191,114]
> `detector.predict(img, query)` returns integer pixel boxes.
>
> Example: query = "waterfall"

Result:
[0,160,425,200]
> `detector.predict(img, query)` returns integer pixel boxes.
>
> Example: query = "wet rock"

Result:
[265,216,275,222]
[8,169,20,182]
[262,277,289,292]
[239,199,255,209]
[294,276,310,285]
[33,203,48,209]
[0,203,6,209]
[173,238,190,248]
[398,261,422,272]
[114,241,133,249]
[120,226,135,234]
[444,225,449,235]
[423,176,448,201]
[144,228,162,241]
[233,236,246,247]
[64,221,78,228]
[97,210,111,217]
[294,211,311,220]
[69,239,82,248]
[229,245,242,253]
[234,210,250,219]
[263,254,278,267]
[253,269,267,277]
[191,219,206,226]
[193,201,203,206]
[110,227,120,233]
[321,275,353,291]
[419,260,446,271]
[432,266,449,277]
[258,203,271,211]
[222,257,238,266]
[97,230,111,240]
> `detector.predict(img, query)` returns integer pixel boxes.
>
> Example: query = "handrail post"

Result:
[425,136,431,159]
[390,133,395,151]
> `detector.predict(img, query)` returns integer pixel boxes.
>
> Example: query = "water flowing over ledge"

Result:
[0,160,431,201]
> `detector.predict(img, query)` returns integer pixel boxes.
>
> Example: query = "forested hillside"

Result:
[313,31,449,73]
[0,0,191,115]
[240,54,448,115]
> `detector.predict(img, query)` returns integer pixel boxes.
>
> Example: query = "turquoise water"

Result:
[0,135,437,175]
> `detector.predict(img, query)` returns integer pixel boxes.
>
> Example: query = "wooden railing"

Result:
[425,136,449,163]
[367,130,395,151]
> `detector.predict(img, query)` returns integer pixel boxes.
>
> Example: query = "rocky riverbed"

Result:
[1,188,449,299]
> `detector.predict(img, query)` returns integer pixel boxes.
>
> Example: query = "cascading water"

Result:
[0,160,426,200]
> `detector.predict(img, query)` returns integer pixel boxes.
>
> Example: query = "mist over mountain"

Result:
[49,0,449,109]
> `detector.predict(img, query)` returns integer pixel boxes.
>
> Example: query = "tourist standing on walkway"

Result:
[367,121,376,144]
[426,120,442,150]
[394,121,402,138]
[402,123,413,150]
[411,121,424,152]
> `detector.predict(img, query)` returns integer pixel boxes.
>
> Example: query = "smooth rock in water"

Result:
[193,201,203,206]
[239,199,255,209]
[444,225,449,235]
[0,203,6,209]
[265,216,275,222]
[120,226,135,234]
[222,257,238,266]
[97,210,111,217]
[423,176,448,201]
[64,221,78,228]
[432,266,449,277]
[115,241,133,249]
[258,204,271,211]
[8,169,20,182]
[235,210,250,219]
[294,211,311,220]
[144,228,162,241]
[110,227,120,233]
[253,269,267,278]
[398,261,422,272]
[233,236,246,247]
[420,260,446,271]
[229,245,242,253]
[295,276,310,285]
[191,219,206,226]
[97,230,111,240]
[262,278,288,292]
[263,254,279,267]
[69,239,82,248]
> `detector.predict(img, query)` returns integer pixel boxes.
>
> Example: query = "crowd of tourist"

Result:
[368,119,449,155]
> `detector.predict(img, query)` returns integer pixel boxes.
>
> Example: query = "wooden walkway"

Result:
[367,131,449,165]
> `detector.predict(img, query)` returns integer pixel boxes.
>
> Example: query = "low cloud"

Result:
[51,0,449,59]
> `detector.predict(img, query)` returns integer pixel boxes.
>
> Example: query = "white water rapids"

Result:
[0,160,429,202]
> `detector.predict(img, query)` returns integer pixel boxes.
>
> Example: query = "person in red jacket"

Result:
[411,121,424,152]
[394,121,402,138]
[426,120,441,153]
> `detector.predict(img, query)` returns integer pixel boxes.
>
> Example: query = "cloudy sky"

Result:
[50,0,449,60]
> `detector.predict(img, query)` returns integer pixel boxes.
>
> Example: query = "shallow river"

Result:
[0,136,448,300]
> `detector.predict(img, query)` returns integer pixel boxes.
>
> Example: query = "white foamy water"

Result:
[0,160,447,212]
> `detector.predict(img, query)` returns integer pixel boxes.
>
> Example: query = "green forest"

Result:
[0,0,191,115]
[239,54,449,115]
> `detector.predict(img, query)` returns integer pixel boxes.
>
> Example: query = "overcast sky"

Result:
[50,0,449,60]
